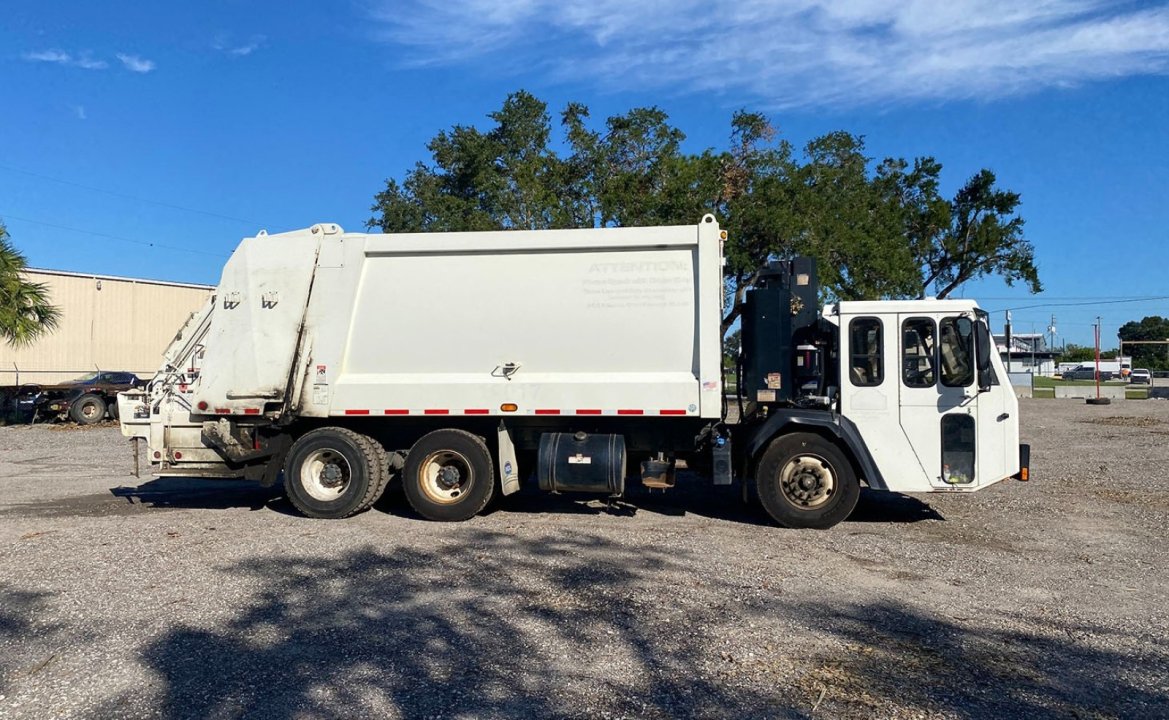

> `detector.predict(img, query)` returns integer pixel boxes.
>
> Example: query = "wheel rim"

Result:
[82,402,99,419]
[779,453,836,508]
[418,450,473,505]
[300,449,352,501]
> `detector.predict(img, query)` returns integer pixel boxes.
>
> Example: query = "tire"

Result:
[403,429,495,522]
[755,432,860,530]
[283,427,390,519]
[108,398,120,421]
[70,395,107,425]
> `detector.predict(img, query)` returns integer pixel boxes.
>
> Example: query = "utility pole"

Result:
[1031,322,1036,374]
[1005,310,1012,374]
[1094,317,1102,400]
[1087,317,1111,406]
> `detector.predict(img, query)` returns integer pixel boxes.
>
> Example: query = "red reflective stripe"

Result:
[535,409,560,415]
[384,409,409,415]
[464,409,490,415]
[214,408,231,414]
[424,409,450,415]
[576,409,602,415]
[344,409,369,415]
[244,408,261,415]
[617,409,644,415]
[659,409,687,415]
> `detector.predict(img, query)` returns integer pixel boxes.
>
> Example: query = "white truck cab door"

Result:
[897,314,980,489]
[840,314,936,493]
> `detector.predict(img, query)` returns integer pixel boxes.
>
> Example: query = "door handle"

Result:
[998,413,1010,421]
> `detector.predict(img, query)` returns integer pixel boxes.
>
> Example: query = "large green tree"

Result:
[0,223,60,346]
[369,91,1042,333]
[1119,316,1169,371]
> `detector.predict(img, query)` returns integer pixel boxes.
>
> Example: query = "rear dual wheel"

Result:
[284,427,391,519]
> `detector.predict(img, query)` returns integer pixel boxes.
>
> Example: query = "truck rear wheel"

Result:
[403,429,494,522]
[284,427,390,519]
[70,394,107,425]
[755,433,859,530]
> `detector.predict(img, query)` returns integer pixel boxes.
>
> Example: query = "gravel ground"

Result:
[0,399,1167,719]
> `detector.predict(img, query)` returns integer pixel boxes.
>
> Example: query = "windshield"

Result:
[71,372,100,383]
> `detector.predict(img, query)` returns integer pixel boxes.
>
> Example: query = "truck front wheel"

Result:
[284,427,390,519]
[755,433,859,530]
[403,429,495,522]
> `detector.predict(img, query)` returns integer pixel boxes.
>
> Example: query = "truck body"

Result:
[119,217,1026,528]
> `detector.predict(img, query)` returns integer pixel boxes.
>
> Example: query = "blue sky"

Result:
[2,0,1168,347]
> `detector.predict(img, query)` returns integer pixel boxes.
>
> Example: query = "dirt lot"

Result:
[1,399,1167,719]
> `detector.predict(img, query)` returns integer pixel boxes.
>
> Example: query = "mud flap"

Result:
[497,422,521,495]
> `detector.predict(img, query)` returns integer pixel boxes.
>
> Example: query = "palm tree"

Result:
[0,223,60,346]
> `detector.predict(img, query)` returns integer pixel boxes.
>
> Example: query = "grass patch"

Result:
[1033,376,1127,388]
[1032,387,1055,398]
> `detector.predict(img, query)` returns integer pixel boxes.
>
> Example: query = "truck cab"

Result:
[829,301,1018,493]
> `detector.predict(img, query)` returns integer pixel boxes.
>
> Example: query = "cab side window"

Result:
[848,318,883,386]
[902,318,936,388]
[940,317,975,387]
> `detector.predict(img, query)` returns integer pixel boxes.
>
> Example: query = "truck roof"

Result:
[827,298,981,315]
[251,221,714,254]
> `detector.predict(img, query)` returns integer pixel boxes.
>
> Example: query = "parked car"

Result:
[1130,368,1152,385]
[1061,367,1114,382]
[18,371,143,424]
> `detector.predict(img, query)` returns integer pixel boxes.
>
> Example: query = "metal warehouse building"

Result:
[2,269,213,386]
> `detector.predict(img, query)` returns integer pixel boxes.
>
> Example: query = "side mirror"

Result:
[975,320,993,392]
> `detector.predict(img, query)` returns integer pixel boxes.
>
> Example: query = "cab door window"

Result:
[848,317,883,386]
[902,318,936,388]
[939,317,975,387]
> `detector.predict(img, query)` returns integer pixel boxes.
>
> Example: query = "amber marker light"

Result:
[500,403,518,412]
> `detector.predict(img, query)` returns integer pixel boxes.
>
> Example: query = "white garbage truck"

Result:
[118,215,1028,529]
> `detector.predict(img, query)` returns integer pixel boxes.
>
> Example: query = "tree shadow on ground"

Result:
[98,531,798,720]
[778,600,1168,718]
[0,583,55,694]
[96,531,1164,719]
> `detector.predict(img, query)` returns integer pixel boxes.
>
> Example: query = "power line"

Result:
[976,295,1168,300]
[0,212,231,259]
[985,296,1169,313]
[0,162,265,227]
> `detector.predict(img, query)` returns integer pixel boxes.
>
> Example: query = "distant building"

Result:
[1,269,213,386]
[994,333,1058,376]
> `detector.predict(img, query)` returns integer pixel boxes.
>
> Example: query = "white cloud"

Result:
[23,49,71,64]
[74,54,109,70]
[22,49,108,70]
[212,33,267,57]
[369,0,1169,108]
[116,53,156,73]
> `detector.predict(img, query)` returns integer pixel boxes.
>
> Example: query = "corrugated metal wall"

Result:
[1,270,213,386]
